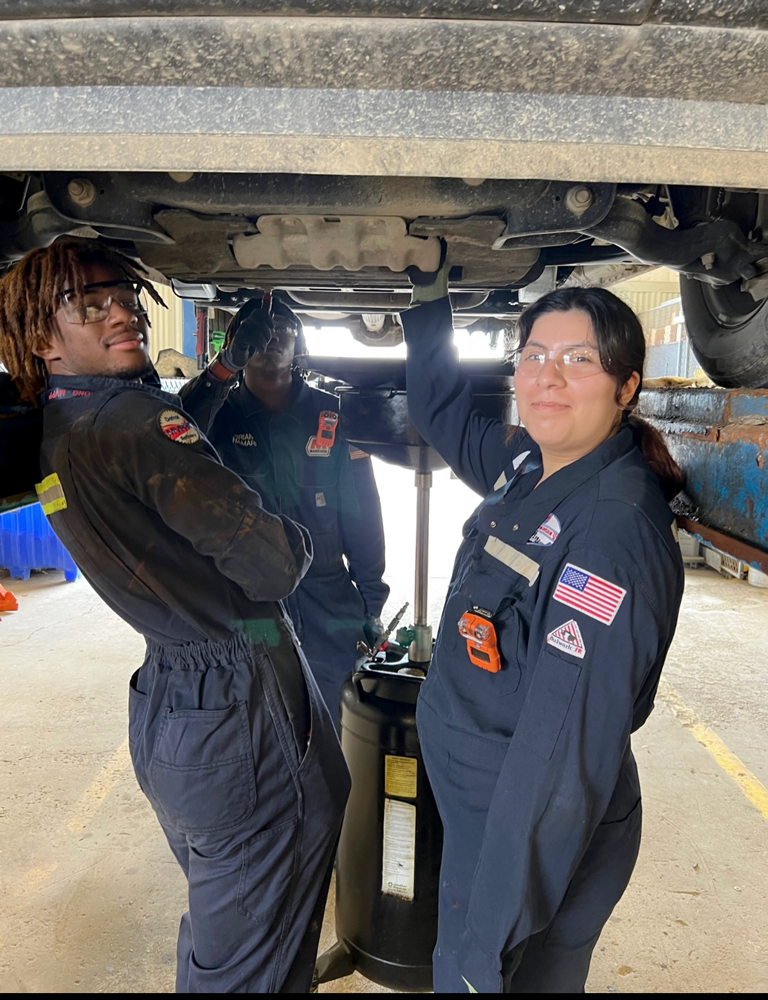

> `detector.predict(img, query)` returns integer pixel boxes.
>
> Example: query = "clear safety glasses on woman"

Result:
[59,280,148,325]
[511,344,606,380]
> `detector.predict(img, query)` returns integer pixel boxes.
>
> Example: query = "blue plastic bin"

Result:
[0,502,79,582]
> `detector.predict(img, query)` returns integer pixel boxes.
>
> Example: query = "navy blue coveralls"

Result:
[37,375,350,993]
[180,371,389,726]
[402,298,684,993]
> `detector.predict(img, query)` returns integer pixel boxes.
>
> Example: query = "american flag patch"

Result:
[552,563,626,626]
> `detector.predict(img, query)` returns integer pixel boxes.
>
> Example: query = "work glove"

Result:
[407,238,450,305]
[218,298,274,373]
[363,616,384,648]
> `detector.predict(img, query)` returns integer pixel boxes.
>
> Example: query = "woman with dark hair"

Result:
[402,269,685,994]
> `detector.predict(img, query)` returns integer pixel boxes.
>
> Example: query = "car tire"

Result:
[679,273,768,388]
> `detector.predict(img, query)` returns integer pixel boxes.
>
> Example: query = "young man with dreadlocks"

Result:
[0,238,350,993]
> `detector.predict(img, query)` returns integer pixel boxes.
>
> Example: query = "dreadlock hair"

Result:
[0,237,165,404]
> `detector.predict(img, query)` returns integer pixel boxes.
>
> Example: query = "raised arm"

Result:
[402,294,516,496]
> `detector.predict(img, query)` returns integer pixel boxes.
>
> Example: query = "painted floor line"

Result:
[65,738,132,834]
[12,739,131,900]
[12,864,59,899]
[658,678,768,822]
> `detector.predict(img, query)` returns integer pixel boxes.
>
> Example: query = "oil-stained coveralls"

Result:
[180,371,389,726]
[402,298,684,993]
[37,374,350,993]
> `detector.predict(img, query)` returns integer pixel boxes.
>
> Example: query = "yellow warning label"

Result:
[384,755,418,799]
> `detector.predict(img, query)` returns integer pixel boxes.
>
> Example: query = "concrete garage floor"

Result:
[1,463,767,993]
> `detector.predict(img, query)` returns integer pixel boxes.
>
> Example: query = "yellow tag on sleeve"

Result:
[35,473,67,515]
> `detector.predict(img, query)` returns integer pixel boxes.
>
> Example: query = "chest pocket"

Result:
[460,535,541,695]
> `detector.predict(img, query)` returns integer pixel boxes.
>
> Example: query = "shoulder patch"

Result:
[547,619,585,659]
[35,472,67,515]
[349,446,369,460]
[158,409,200,445]
[553,563,626,626]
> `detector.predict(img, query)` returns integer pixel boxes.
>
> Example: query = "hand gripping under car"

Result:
[218,295,275,373]
[407,238,450,305]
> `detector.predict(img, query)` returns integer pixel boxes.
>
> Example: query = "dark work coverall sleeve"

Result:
[402,296,516,496]
[178,370,232,437]
[94,392,312,603]
[338,448,390,619]
[458,539,671,993]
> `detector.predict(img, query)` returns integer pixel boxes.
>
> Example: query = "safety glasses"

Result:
[59,280,148,325]
[271,317,299,338]
[511,344,606,380]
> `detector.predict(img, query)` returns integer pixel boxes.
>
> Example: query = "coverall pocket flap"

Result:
[463,561,530,619]
[237,817,300,925]
[515,651,581,761]
[151,702,257,835]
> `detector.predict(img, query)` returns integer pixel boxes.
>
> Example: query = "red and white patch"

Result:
[306,436,331,457]
[158,409,200,445]
[528,513,561,546]
[546,619,586,659]
[553,563,626,626]
[349,446,369,460]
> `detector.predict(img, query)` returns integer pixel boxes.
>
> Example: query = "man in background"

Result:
[183,295,389,726]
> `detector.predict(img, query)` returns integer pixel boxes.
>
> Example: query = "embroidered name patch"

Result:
[528,513,561,546]
[232,432,257,447]
[158,409,200,445]
[547,619,585,659]
[553,563,626,626]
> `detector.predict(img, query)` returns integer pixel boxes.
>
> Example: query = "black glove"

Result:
[218,298,274,372]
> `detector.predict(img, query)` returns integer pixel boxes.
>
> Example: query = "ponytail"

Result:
[627,415,685,501]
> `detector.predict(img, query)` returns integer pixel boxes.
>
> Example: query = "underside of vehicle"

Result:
[0,1,767,387]
[3,170,768,388]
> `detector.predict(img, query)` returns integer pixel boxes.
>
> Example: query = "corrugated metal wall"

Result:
[145,282,184,362]
[612,267,681,318]
[612,268,702,379]
[615,287,680,317]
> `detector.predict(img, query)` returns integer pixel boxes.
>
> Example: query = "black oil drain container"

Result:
[315,659,442,992]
